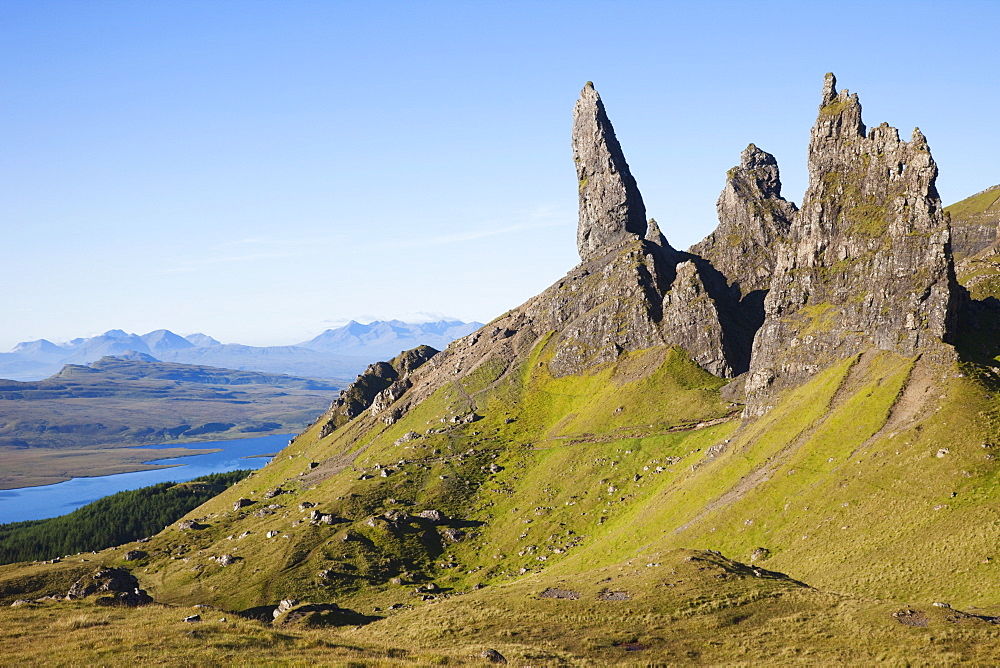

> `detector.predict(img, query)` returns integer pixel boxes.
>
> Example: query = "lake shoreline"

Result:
[0,433,292,523]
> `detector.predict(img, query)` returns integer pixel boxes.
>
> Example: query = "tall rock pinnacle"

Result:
[744,73,959,416]
[573,82,648,261]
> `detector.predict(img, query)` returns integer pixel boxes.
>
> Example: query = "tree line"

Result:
[0,470,251,565]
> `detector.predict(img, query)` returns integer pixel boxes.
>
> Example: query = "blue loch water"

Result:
[0,433,293,524]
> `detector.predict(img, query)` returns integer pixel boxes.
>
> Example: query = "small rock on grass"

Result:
[481,648,507,664]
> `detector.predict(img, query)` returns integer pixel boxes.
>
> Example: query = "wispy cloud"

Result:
[158,250,297,274]
[393,206,571,249]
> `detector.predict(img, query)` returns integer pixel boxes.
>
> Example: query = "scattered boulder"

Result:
[96,588,154,607]
[183,615,201,623]
[263,488,286,499]
[273,598,299,619]
[233,498,254,511]
[216,554,236,566]
[539,587,581,600]
[67,568,154,607]
[309,509,339,524]
[440,527,466,543]
[597,590,630,601]
[481,648,508,664]
[395,431,421,445]
[750,547,770,563]
[893,609,929,627]
[177,520,205,531]
[418,509,446,523]
[275,602,380,627]
[123,550,147,561]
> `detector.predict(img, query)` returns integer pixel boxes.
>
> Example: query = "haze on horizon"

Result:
[2,0,997,352]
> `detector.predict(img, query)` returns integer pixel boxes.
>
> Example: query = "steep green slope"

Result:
[947,184,1000,261]
[1,77,998,665]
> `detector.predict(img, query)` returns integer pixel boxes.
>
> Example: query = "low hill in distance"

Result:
[0,320,482,382]
[0,356,339,489]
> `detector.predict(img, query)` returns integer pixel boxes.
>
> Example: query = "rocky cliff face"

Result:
[331,83,749,429]
[744,73,959,415]
[690,143,797,297]
[688,143,799,374]
[316,345,438,437]
[324,74,966,427]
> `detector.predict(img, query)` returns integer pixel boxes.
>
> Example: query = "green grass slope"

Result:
[2,332,998,663]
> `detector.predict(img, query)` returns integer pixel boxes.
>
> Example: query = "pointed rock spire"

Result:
[645,218,671,247]
[813,72,865,142]
[572,82,648,261]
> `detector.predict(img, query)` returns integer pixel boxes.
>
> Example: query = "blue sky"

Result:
[2,0,997,350]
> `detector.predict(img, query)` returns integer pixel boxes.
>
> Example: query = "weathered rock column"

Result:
[572,82,648,261]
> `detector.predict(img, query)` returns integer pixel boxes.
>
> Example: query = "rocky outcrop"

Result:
[573,82,649,261]
[660,261,733,377]
[691,143,797,296]
[317,345,438,437]
[66,568,153,607]
[744,73,959,415]
[688,143,799,374]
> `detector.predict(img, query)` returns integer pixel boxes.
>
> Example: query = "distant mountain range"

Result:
[0,320,483,382]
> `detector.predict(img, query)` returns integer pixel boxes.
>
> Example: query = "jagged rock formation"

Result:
[573,82,650,261]
[688,143,799,374]
[344,82,741,402]
[744,73,959,415]
[316,345,438,436]
[691,143,797,296]
[660,261,733,376]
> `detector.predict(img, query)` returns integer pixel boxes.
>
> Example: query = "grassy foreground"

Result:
[3,547,1000,665]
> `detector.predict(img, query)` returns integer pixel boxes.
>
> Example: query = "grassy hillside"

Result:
[946,184,1000,261]
[2,335,997,663]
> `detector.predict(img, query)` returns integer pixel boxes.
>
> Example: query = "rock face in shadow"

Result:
[688,143,799,374]
[691,143,797,297]
[573,82,650,262]
[743,73,960,415]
